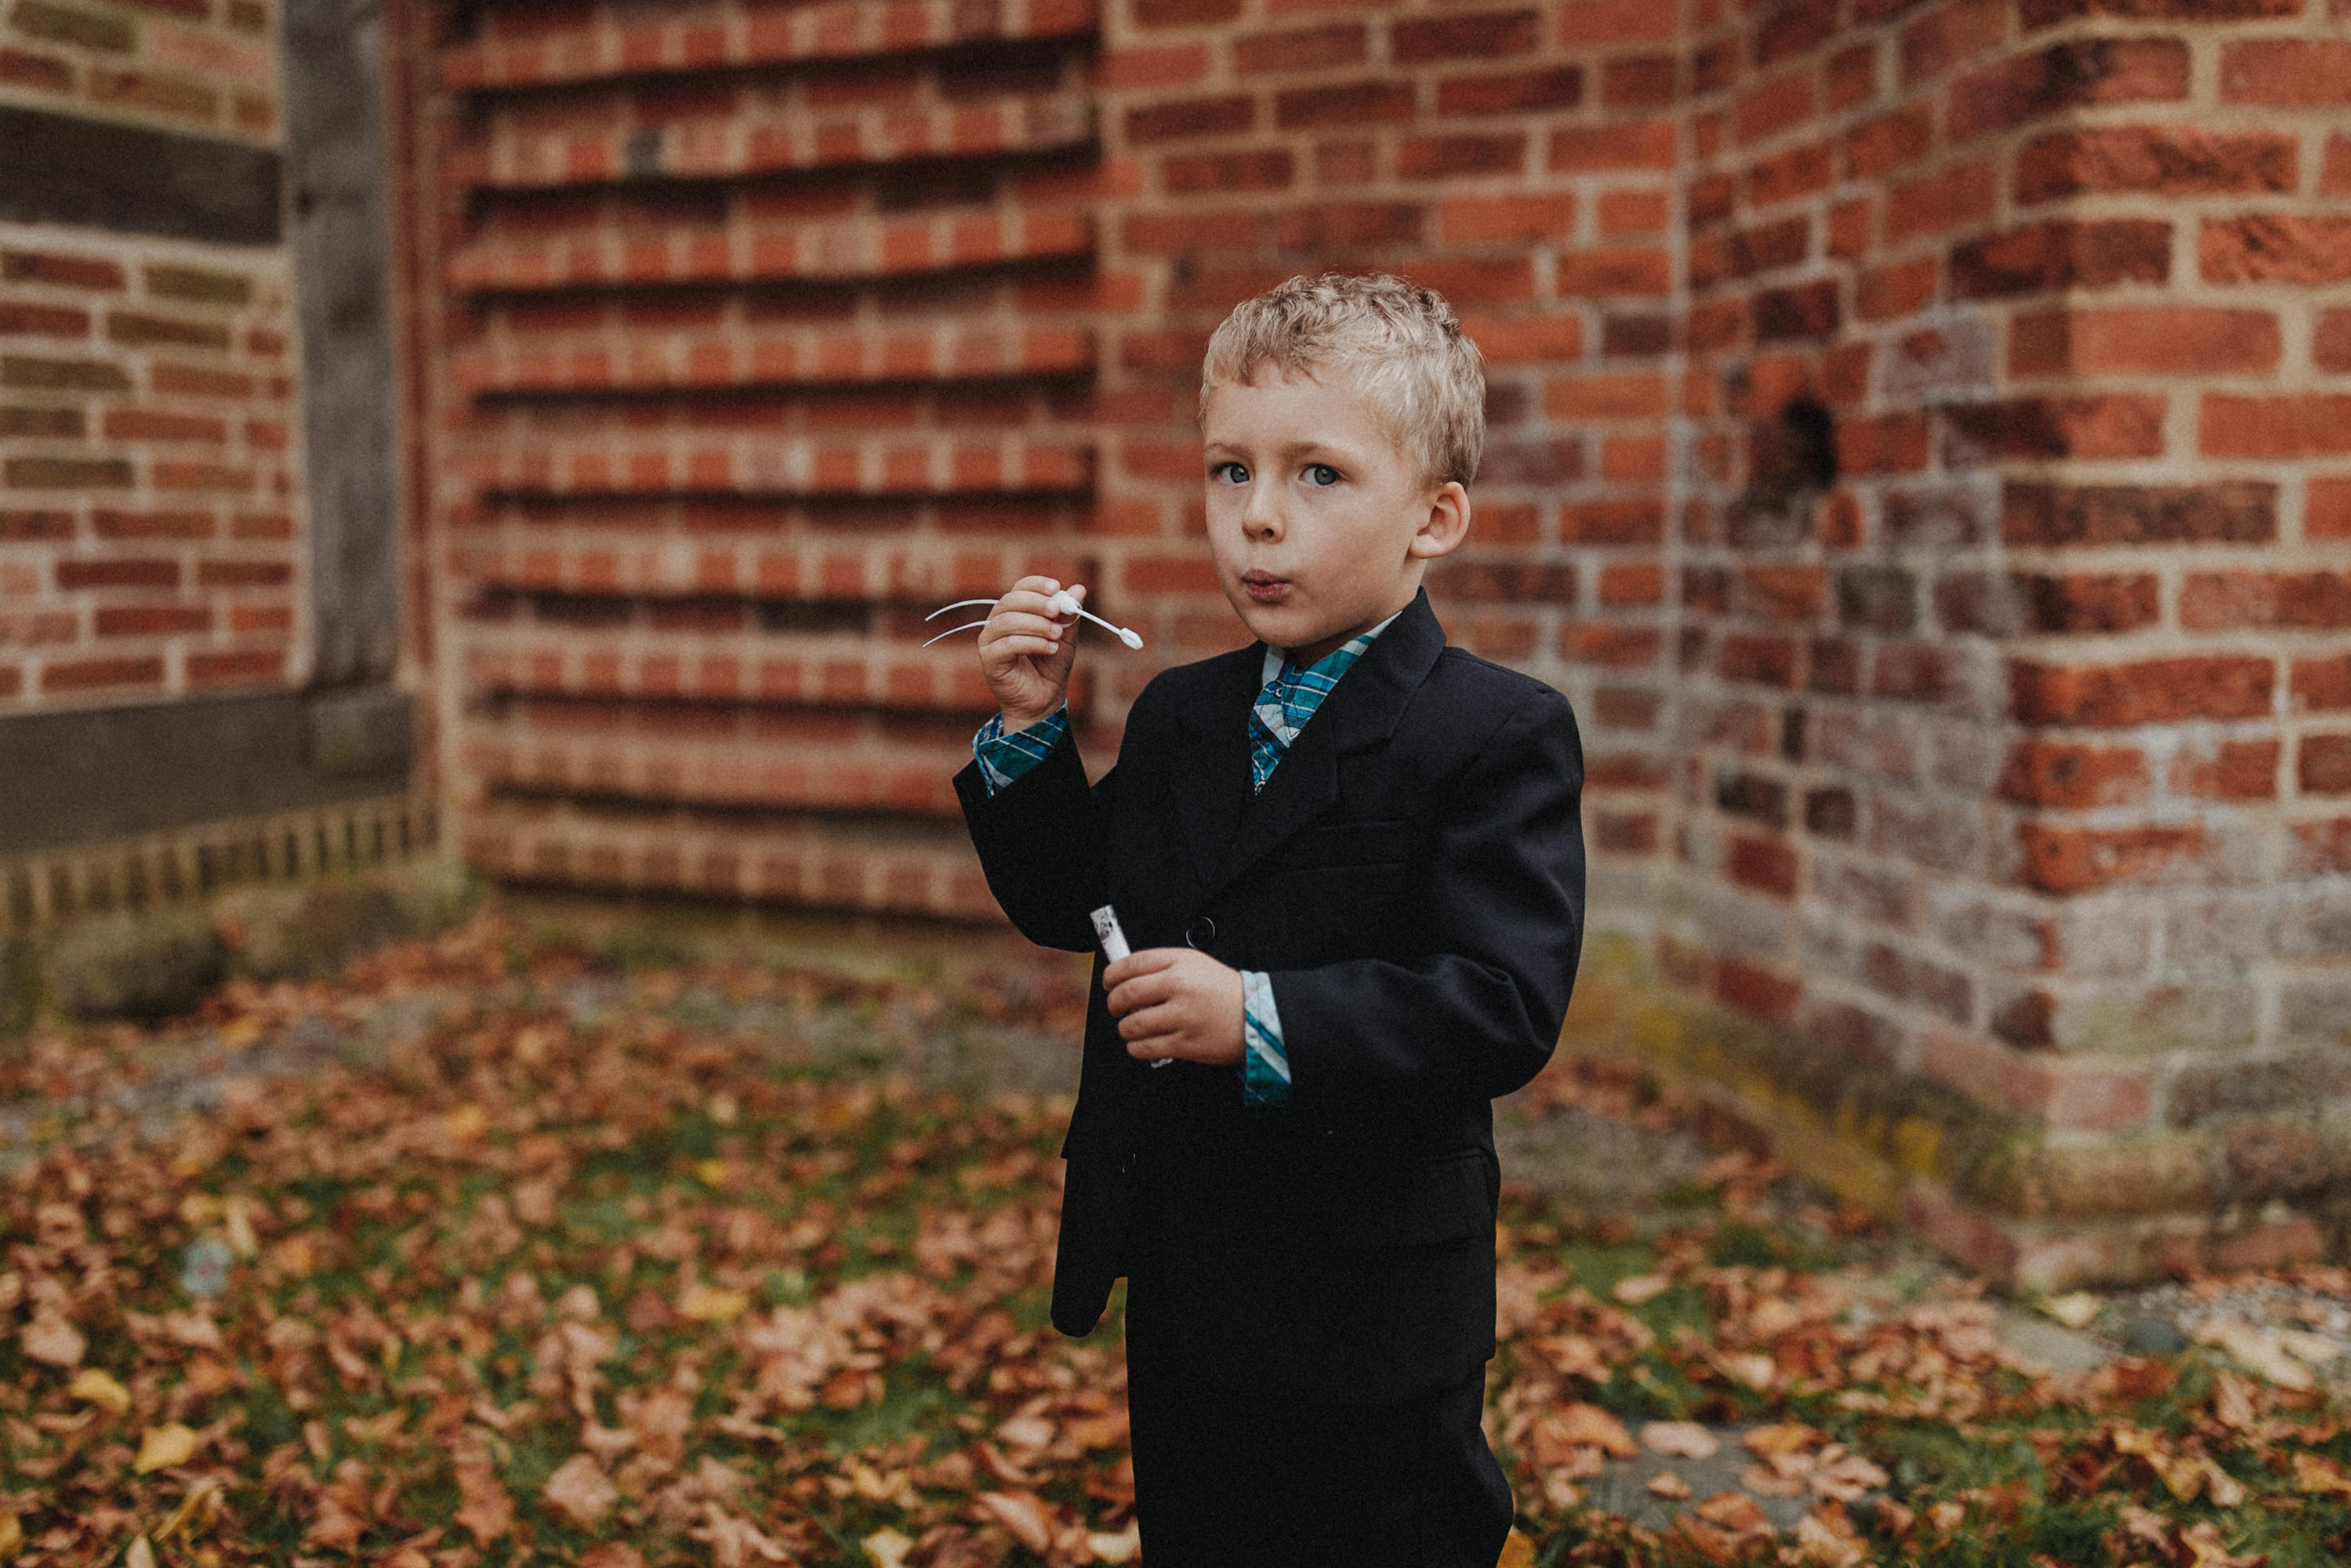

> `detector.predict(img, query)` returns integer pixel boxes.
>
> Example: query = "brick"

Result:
[1556,0,1678,45]
[1549,121,1675,171]
[2010,656,2273,726]
[2310,477,2351,540]
[0,405,79,437]
[1746,140,1832,208]
[9,0,135,50]
[1274,82,1415,129]
[40,655,162,692]
[1717,958,1799,1023]
[1842,105,1933,182]
[1836,412,1929,474]
[1094,44,1209,88]
[0,509,71,541]
[1948,40,2190,143]
[2200,216,2351,286]
[1951,220,2170,299]
[1885,160,1996,245]
[2022,0,2298,21]
[0,44,72,88]
[188,647,285,685]
[1601,56,1675,110]
[1391,9,1538,62]
[1133,0,1240,26]
[2,248,125,292]
[1460,312,1582,360]
[2001,480,2275,546]
[2015,128,2297,205]
[2221,40,2351,107]
[1395,133,1526,179]
[1729,836,1798,898]
[2000,740,2150,808]
[95,604,209,636]
[2297,735,2351,797]
[1945,396,2165,460]
[1753,279,1838,343]
[2181,572,2351,630]
[2295,657,2351,711]
[1544,371,1666,420]
[1162,151,1291,193]
[1274,201,1424,247]
[107,311,231,350]
[1232,23,1362,74]
[2009,307,2280,377]
[1754,0,1836,65]
[1436,65,1583,116]
[1123,96,1252,144]
[2,353,129,392]
[1735,71,1813,144]
[2175,738,2279,801]
[5,456,132,488]
[2317,310,2351,373]
[1900,0,2010,90]
[143,263,252,305]
[2202,395,2351,459]
[1556,249,1670,297]
[2017,822,2204,895]
[1598,191,1668,236]
[1856,258,1939,321]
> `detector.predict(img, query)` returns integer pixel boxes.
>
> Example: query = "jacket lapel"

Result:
[1191,590,1448,903]
[1170,647,1263,900]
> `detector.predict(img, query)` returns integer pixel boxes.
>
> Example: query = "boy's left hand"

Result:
[1103,949,1243,1065]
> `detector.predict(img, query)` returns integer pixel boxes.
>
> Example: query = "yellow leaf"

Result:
[67,1367,130,1414]
[1555,1402,1641,1457]
[542,1453,616,1525]
[123,1538,155,1568]
[135,1423,201,1474]
[223,1196,258,1259]
[862,1527,915,1568]
[446,1105,488,1142]
[695,1158,730,1187]
[218,1016,265,1049]
[0,1509,20,1557]
[677,1282,750,1323]
[1497,1530,1537,1568]
[2293,1450,2351,1498]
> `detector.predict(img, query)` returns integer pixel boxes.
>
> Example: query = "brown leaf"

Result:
[578,1545,647,1568]
[453,1459,514,1543]
[1613,1272,1671,1305]
[1554,1402,1639,1457]
[542,1453,617,1526]
[134,1424,201,1475]
[2293,1450,2351,1498]
[1642,1421,1721,1459]
[2176,1520,2267,1568]
[21,1311,85,1368]
[977,1490,1057,1555]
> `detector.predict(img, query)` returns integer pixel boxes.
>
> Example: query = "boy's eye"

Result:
[1302,463,1341,487]
[1210,461,1250,485]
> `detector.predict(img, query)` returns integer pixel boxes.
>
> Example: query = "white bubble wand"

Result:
[922,587,1145,650]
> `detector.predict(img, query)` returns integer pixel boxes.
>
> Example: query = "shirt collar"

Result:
[1258,606,1406,687]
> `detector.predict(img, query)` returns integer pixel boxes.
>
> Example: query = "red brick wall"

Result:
[389,0,2351,1277]
[1673,0,2351,1280]
[1,0,305,709]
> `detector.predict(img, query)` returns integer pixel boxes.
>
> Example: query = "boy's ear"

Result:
[1406,481,1472,561]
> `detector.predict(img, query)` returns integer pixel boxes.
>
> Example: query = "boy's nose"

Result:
[1243,492,1282,540]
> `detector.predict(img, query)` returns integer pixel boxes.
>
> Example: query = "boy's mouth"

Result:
[1240,570,1289,603]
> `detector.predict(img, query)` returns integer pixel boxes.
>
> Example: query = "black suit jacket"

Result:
[955,591,1585,1404]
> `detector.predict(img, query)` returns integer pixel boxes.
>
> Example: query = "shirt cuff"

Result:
[973,706,1069,797]
[1241,970,1291,1107]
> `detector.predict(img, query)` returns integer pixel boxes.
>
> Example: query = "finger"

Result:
[1007,575,1062,597]
[996,587,1071,622]
[1105,973,1176,1018]
[981,609,1065,641]
[1119,1004,1180,1044]
[1103,949,1177,989]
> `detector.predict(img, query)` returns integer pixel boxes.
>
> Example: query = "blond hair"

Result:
[1199,273,1486,488]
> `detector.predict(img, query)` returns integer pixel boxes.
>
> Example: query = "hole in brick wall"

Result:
[1729,397,1838,549]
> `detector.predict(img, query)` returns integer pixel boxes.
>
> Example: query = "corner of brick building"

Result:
[1653,0,2351,1287]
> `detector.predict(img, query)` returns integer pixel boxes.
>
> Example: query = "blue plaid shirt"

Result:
[974,613,1399,1107]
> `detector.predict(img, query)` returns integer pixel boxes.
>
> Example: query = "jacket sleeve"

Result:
[954,731,1111,954]
[1272,687,1585,1110]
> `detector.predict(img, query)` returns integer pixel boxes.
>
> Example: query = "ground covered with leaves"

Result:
[2,916,2349,1566]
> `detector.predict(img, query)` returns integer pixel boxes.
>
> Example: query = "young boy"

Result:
[952,274,1585,1568]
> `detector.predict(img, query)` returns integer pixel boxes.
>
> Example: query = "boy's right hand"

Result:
[979,576,1083,730]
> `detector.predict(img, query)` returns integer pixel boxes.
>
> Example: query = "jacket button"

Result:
[1185,916,1216,949]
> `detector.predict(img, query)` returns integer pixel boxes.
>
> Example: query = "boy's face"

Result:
[1201,366,1470,666]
